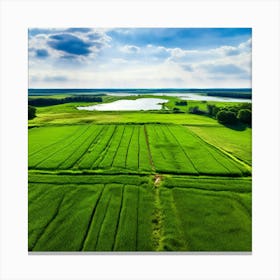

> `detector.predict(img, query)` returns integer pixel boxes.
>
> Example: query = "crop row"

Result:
[146,124,248,175]
[28,174,251,251]
[29,124,250,175]
[29,182,154,251]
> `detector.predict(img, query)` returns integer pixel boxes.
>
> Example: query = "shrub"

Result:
[216,110,237,125]
[175,101,188,106]
[237,109,252,126]
[28,105,36,120]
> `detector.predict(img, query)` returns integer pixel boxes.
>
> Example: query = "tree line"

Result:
[189,103,252,126]
[28,95,103,107]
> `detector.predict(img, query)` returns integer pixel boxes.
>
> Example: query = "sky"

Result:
[28,28,252,88]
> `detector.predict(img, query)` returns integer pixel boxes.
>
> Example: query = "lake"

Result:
[77,98,168,111]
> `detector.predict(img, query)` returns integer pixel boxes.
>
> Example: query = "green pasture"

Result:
[28,174,251,252]
[28,94,252,252]
[188,125,252,165]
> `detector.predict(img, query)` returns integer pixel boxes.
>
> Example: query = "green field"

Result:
[28,174,251,251]
[28,97,252,252]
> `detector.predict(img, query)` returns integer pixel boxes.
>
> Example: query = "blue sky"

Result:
[28,28,252,88]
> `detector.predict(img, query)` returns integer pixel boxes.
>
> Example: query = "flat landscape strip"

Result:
[167,125,233,174]
[88,191,112,251]
[143,125,155,170]
[95,185,123,251]
[28,125,82,157]
[32,125,92,169]
[29,188,67,251]
[58,125,104,169]
[31,185,104,251]
[171,188,252,251]
[138,126,153,172]
[126,125,139,170]
[91,125,117,168]
[82,184,115,251]
[78,126,110,169]
[113,185,138,251]
[186,127,250,174]
[164,125,199,173]
[187,125,252,165]
[124,126,135,168]
[137,126,140,169]
[110,126,126,167]
[28,173,151,186]
[158,187,188,251]
[112,185,124,251]
[80,185,106,251]
[136,186,154,251]
[35,125,95,170]
[146,125,172,172]
[98,125,125,168]
[112,126,134,168]
[163,177,252,193]
[29,125,90,168]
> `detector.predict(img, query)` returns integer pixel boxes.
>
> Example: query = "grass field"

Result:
[28,174,251,252]
[29,124,250,176]
[28,96,252,252]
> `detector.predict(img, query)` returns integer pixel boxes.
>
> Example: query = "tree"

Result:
[216,110,237,125]
[173,107,182,113]
[237,109,252,126]
[28,105,36,120]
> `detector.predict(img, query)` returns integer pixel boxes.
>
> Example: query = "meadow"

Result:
[28,94,252,252]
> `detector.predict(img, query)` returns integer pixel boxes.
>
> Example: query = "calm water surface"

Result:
[77,98,168,111]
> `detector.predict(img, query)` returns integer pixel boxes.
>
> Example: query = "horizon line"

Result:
[29,87,252,90]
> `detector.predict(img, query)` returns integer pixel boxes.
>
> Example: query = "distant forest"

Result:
[28,96,103,106]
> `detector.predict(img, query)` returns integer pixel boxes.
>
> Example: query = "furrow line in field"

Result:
[170,190,190,250]
[69,125,105,169]
[137,126,140,170]
[30,193,67,251]
[110,126,126,167]
[92,125,117,168]
[112,185,124,251]
[29,125,85,157]
[151,125,166,160]
[135,185,140,250]
[152,178,163,251]
[184,127,233,173]
[165,125,199,173]
[97,125,120,167]
[57,126,103,169]
[186,127,251,173]
[33,125,92,169]
[125,126,135,169]
[80,185,105,251]
[143,125,155,171]
[94,193,112,250]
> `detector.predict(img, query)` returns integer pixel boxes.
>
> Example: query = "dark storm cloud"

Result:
[47,34,92,56]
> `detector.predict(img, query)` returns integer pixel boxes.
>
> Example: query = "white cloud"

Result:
[120,45,140,54]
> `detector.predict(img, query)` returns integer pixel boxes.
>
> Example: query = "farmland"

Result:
[28,96,252,252]
[29,124,250,175]
[28,174,251,251]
